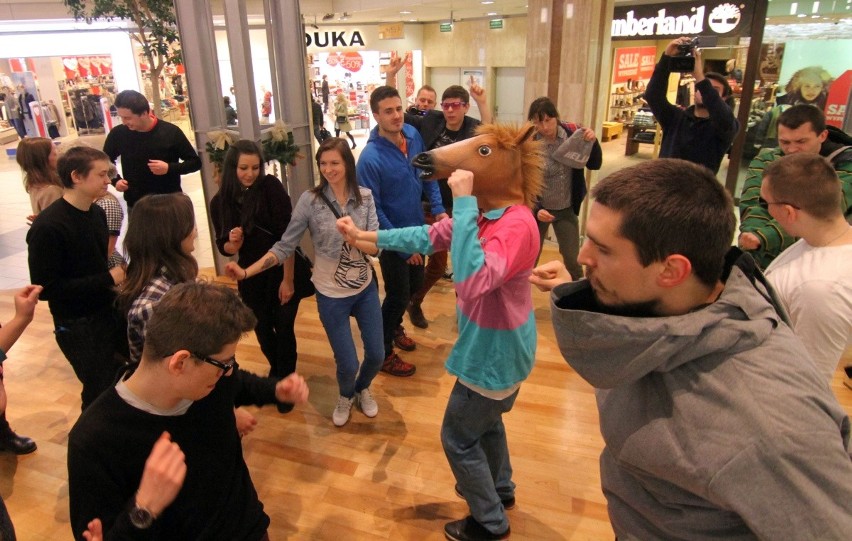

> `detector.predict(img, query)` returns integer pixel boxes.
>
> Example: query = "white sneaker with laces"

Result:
[358,388,378,418]
[332,395,354,426]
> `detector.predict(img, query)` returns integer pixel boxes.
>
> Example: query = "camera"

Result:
[670,37,699,73]
[407,106,429,116]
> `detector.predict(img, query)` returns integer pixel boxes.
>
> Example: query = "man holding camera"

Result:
[646,37,739,174]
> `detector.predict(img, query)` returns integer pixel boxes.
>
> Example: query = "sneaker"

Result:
[444,516,509,541]
[454,484,516,510]
[358,388,379,417]
[381,352,416,377]
[393,325,416,351]
[332,395,354,427]
[407,302,429,329]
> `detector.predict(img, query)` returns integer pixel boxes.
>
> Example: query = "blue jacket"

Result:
[357,123,445,258]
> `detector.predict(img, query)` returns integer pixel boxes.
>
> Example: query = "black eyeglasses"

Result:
[191,352,238,375]
[758,197,800,210]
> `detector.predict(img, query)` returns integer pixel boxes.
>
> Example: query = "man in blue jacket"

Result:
[646,37,739,174]
[356,86,447,376]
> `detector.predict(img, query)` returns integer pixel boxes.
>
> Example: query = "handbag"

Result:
[317,191,377,287]
[292,247,315,298]
[336,115,347,124]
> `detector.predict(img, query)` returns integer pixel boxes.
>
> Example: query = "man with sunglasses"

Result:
[68,282,309,540]
[739,104,852,268]
[385,53,493,329]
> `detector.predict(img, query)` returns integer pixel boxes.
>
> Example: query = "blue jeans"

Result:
[316,279,384,398]
[441,380,519,534]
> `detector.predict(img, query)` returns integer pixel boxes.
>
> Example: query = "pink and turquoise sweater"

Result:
[376,196,539,390]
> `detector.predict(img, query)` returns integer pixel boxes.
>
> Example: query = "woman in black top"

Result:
[210,140,301,382]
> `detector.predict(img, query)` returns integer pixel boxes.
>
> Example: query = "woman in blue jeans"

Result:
[227,138,383,427]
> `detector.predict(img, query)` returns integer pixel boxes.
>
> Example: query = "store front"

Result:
[214,23,424,128]
[0,22,143,144]
[604,1,755,173]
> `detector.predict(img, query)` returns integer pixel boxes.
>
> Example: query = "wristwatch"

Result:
[129,504,155,529]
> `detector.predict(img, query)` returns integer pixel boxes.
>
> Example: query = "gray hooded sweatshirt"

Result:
[550,253,852,540]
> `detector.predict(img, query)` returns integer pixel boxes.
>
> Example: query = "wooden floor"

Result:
[2,249,850,540]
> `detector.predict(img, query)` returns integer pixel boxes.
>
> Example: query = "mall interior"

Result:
[0,0,850,539]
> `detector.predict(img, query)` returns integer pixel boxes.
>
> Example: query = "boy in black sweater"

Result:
[27,146,128,409]
[68,282,309,540]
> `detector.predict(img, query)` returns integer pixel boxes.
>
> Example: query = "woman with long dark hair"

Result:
[210,140,301,381]
[226,138,382,427]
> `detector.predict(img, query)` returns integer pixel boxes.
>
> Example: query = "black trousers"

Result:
[379,251,424,356]
[238,266,301,378]
[53,307,128,410]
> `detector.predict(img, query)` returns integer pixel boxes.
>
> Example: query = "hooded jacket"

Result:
[549,251,852,540]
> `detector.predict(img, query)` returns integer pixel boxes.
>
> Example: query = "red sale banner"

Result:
[612,46,657,84]
[824,69,850,129]
[404,51,415,101]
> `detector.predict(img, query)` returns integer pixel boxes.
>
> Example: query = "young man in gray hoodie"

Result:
[531,158,852,540]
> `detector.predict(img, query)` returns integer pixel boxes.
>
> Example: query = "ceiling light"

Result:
[400,10,412,14]
[482,1,495,4]
[486,12,497,16]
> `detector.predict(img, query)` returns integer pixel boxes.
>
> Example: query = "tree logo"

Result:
[708,3,742,34]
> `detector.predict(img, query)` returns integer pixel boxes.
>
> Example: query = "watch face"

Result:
[130,506,154,529]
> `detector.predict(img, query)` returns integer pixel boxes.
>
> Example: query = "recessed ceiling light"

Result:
[486,12,497,16]
[400,10,412,14]
[481,1,495,4]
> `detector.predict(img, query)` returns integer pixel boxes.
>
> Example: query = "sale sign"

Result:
[339,52,363,73]
[824,69,850,129]
[612,46,657,84]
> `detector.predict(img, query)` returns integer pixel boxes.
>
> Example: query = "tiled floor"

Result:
[0,116,727,291]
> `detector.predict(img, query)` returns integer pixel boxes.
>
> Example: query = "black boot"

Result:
[0,412,36,455]
[347,132,356,149]
[335,129,340,138]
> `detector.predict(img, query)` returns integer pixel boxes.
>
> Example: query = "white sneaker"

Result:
[332,395,354,426]
[358,388,378,418]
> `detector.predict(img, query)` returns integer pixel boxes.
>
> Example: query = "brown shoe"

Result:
[381,352,416,377]
[407,302,428,329]
[393,325,416,351]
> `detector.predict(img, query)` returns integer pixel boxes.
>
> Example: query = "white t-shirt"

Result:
[765,239,852,383]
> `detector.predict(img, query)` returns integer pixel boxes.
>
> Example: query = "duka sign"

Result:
[305,30,365,49]
[611,1,753,40]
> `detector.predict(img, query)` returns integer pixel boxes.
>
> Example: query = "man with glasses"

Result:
[385,54,492,329]
[739,104,852,269]
[67,282,309,540]
[761,153,852,385]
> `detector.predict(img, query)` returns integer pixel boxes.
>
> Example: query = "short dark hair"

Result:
[57,146,110,188]
[591,159,735,287]
[369,86,400,113]
[527,96,559,122]
[764,153,842,220]
[441,85,470,103]
[778,104,826,134]
[143,282,257,362]
[114,90,151,115]
[223,96,231,106]
[704,72,732,97]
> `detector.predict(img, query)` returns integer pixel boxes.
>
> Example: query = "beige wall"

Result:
[422,17,527,68]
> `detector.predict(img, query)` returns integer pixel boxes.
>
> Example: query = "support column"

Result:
[173,0,317,273]
[525,0,614,228]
